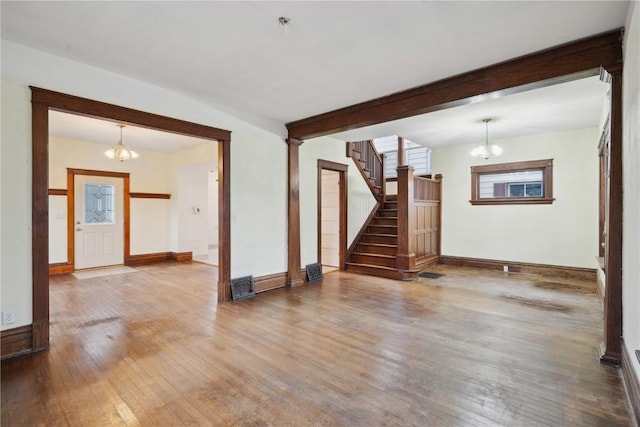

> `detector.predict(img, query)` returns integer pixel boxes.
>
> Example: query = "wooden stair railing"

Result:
[345,165,442,281]
[347,140,385,201]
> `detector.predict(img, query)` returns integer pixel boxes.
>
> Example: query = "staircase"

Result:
[346,195,416,280]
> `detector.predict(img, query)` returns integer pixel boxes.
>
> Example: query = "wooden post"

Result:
[600,64,623,365]
[396,165,416,272]
[398,136,405,166]
[287,138,305,287]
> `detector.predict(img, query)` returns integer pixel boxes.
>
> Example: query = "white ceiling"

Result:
[1,1,629,149]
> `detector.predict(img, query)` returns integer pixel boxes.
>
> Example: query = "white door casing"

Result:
[74,175,124,269]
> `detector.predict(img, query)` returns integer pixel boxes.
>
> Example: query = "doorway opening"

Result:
[317,160,348,273]
[31,87,232,353]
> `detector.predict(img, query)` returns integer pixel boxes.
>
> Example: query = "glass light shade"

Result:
[470,143,503,160]
[104,142,139,162]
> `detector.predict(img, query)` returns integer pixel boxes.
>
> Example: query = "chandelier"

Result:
[104,124,138,161]
[470,118,503,159]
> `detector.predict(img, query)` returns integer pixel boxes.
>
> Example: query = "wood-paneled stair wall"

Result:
[345,141,442,280]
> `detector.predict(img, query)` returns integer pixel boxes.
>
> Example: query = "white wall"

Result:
[622,0,640,389]
[1,41,288,330]
[432,128,600,268]
[300,136,377,267]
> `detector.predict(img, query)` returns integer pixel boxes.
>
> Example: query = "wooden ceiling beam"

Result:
[286,29,623,140]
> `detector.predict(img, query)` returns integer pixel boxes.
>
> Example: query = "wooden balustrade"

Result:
[347,140,385,201]
[397,166,441,274]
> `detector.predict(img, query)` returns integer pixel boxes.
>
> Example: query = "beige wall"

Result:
[432,127,600,269]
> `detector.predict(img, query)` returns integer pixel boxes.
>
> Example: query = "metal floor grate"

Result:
[418,271,443,279]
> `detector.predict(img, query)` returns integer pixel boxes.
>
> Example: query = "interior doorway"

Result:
[320,170,340,268]
[317,160,348,272]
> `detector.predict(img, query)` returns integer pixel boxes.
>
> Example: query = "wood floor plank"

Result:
[2,262,633,426]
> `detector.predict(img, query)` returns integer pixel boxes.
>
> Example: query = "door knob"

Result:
[76,228,82,231]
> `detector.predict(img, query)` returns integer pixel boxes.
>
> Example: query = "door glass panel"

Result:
[84,183,115,224]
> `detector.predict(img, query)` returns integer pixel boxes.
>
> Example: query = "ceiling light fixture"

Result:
[104,124,138,161]
[470,118,503,160]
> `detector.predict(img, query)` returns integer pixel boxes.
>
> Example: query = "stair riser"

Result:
[350,254,396,268]
[361,234,397,244]
[383,202,397,210]
[372,217,397,226]
[357,244,397,255]
[345,264,403,280]
[378,210,398,218]
[367,225,397,235]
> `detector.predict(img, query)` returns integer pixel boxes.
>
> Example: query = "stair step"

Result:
[361,233,398,244]
[378,209,398,218]
[372,217,397,226]
[356,243,397,256]
[345,262,418,280]
[383,202,397,209]
[367,224,397,235]
[385,195,398,201]
[350,252,396,268]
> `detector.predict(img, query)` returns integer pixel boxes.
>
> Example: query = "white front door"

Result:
[321,170,340,267]
[74,175,124,269]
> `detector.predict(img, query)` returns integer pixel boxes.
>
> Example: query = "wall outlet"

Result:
[503,265,509,273]
[2,310,15,325]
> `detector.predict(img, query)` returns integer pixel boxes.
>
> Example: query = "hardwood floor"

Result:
[1,263,632,426]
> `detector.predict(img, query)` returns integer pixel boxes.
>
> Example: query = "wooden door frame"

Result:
[317,160,348,270]
[31,87,232,352]
[67,169,130,270]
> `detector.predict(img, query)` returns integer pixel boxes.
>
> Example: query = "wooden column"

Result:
[31,100,49,352]
[287,138,305,287]
[396,165,416,272]
[601,64,623,365]
[397,136,405,166]
[218,138,232,302]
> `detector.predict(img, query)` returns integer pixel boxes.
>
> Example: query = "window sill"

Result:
[469,197,555,205]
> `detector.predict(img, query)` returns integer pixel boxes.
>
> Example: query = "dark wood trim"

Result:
[621,340,640,425]
[125,251,192,266]
[66,168,131,270]
[66,170,74,269]
[129,192,171,199]
[600,65,623,365]
[170,252,192,262]
[1,325,33,359]
[48,188,67,196]
[218,138,231,302]
[48,263,74,275]
[317,160,349,270]
[254,272,288,293]
[31,101,49,352]
[30,87,233,354]
[470,198,554,206]
[286,138,305,287]
[470,159,554,205]
[440,256,597,282]
[31,87,231,141]
[125,252,172,266]
[67,168,130,179]
[286,30,623,139]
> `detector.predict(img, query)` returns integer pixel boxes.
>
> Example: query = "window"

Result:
[84,183,116,224]
[373,136,432,179]
[470,159,553,205]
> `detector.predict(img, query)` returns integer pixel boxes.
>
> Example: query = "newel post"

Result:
[396,165,416,272]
